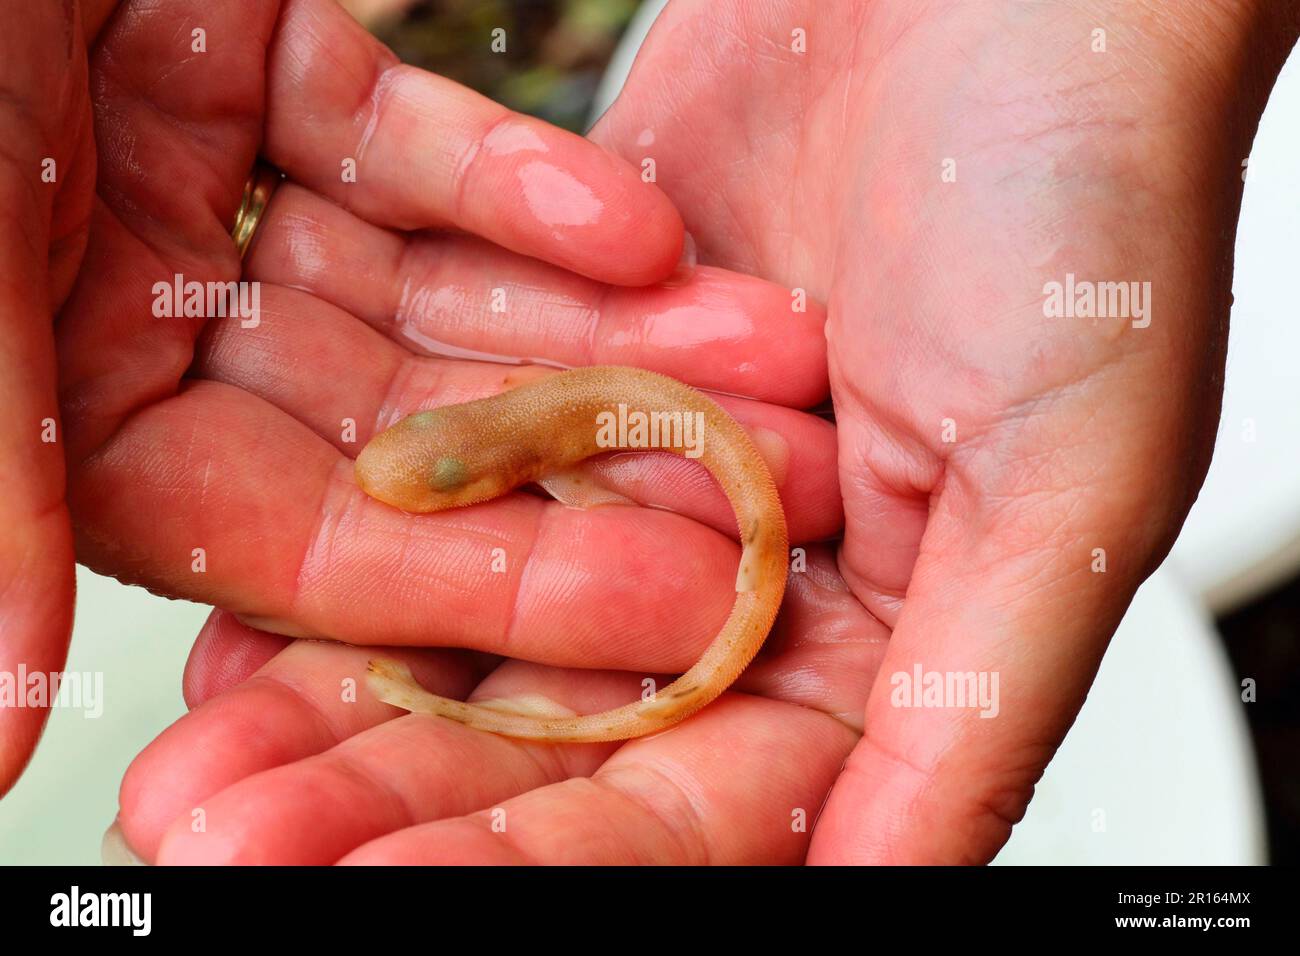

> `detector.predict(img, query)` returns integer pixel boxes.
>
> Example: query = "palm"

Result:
[593,0,1251,862]
[118,0,1271,864]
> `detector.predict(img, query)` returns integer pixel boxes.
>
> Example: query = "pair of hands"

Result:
[2,0,1293,864]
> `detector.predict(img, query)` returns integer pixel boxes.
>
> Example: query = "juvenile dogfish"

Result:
[356,366,788,742]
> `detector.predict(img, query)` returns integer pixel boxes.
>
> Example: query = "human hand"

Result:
[591,0,1298,863]
[102,0,854,861]
[115,0,1299,865]
[7,0,830,798]
[0,0,102,795]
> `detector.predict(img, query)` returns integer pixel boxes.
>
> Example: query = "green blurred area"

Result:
[356,0,641,131]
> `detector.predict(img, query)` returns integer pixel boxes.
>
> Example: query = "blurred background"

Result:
[1,0,1297,865]
[354,0,641,133]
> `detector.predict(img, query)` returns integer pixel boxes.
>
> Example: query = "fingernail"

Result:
[662,231,697,287]
[231,614,315,638]
[102,818,148,866]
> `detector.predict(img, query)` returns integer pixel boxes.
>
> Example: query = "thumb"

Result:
[809,382,1204,863]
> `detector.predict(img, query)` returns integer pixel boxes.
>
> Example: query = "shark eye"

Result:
[429,456,468,492]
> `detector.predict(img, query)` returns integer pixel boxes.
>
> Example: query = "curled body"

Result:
[356,365,788,742]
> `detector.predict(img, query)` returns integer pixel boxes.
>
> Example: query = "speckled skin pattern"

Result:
[356,366,789,742]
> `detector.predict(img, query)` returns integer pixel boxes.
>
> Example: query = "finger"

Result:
[151,661,638,865]
[244,184,827,407]
[181,608,291,708]
[0,1,87,795]
[178,548,886,734]
[68,379,765,671]
[118,618,485,861]
[192,282,842,543]
[340,693,857,864]
[825,405,940,628]
[154,550,882,864]
[263,0,685,286]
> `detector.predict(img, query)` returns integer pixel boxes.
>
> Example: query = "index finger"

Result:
[263,0,686,286]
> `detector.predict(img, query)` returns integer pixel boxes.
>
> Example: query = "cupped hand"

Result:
[117,0,1297,864]
[592,0,1292,863]
[0,0,97,794]
[5,0,835,797]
